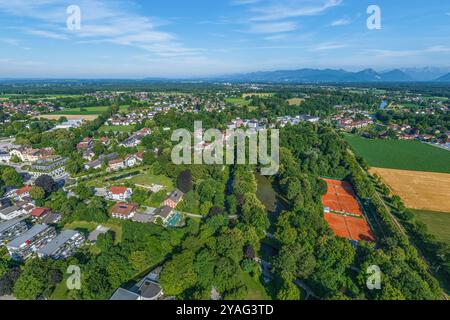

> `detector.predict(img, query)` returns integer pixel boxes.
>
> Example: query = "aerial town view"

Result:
[0,0,449,312]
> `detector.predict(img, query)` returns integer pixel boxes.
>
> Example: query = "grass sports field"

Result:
[370,168,450,212]
[412,209,450,244]
[344,134,450,174]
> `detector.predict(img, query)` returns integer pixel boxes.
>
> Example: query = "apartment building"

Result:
[37,230,85,260]
[0,218,29,243]
[7,224,57,261]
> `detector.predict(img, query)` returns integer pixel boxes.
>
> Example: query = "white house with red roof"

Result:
[31,207,51,220]
[15,186,32,200]
[107,186,133,202]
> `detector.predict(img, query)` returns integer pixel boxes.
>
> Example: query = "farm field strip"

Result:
[370,168,450,212]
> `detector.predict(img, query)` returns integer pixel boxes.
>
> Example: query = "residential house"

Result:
[124,154,138,167]
[84,153,119,170]
[31,207,51,220]
[153,206,176,225]
[10,147,53,162]
[7,224,57,261]
[163,189,184,209]
[111,202,137,220]
[77,137,93,152]
[108,159,125,172]
[120,128,151,148]
[110,270,163,300]
[107,186,133,202]
[0,205,27,220]
[15,186,32,200]
[0,151,11,163]
[37,230,85,260]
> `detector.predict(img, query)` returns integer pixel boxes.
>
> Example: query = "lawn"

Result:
[225,97,251,106]
[64,220,124,244]
[412,209,450,244]
[126,173,174,190]
[238,269,271,300]
[48,105,129,115]
[344,134,450,173]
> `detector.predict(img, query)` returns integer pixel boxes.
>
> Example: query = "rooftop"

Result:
[154,206,173,219]
[167,189,184,203]
[111,203,137,217]
[31,207,50,218]
[37,230,81,257]
[7,224,50,249]
[109,186,129,195]
[16,186,32,196]
[0,217,27,234]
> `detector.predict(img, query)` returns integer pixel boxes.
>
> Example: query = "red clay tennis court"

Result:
[324,213,376,242]
[322,179,376,242]
[322,179,363,216]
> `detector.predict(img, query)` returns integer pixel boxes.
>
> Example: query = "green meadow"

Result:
[344,134,450,173]
[412,210,450,244]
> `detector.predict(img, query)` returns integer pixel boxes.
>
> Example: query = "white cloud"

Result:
[311,42,349,51]
[0,0,198,58]
[25,29,68,40]
[330,18,351,26]
[0,38,20,45]
[246,21,297,34]
[248,0,343,22]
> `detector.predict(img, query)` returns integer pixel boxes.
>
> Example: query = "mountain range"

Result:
[213,67,450,83]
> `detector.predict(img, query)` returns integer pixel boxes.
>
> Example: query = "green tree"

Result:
[29,186,46,201]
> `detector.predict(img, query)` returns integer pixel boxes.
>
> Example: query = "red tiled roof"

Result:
[31,207,50,218]
[109,186,128,195]
[16,186,32,195]
[111,202,137,216]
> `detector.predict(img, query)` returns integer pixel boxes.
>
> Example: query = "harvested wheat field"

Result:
[370,167,450,212]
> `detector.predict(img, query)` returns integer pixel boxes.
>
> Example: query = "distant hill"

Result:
[380,69,414,81]
[436,73,450,82]
[215,68,423,83]
[401,67,450,81]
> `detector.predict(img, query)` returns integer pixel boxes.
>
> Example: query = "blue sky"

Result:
[0,0,449,78]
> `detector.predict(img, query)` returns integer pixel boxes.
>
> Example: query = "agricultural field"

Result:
[287,98,305,106]
[242,93,273,98]
[412,209,450,244]
[370,168,450,212]
[344,134,450,174]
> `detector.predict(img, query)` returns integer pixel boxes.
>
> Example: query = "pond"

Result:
[255,173,289,235]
